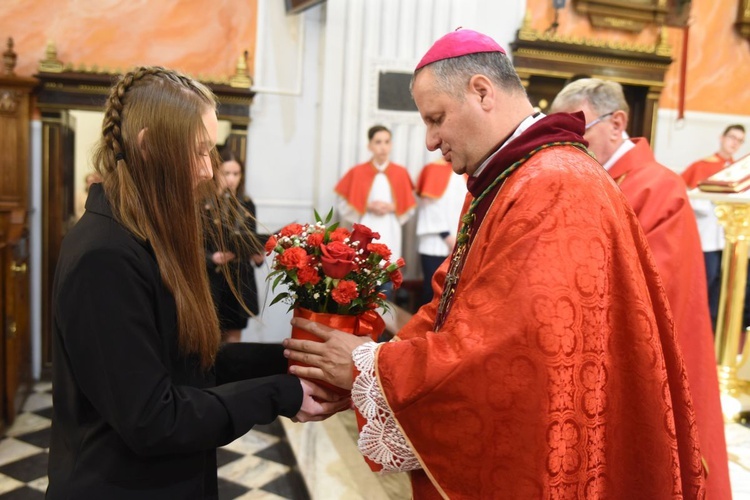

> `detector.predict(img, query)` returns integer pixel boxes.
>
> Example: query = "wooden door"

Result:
[0,41,36,429]
[3,209,30,423]
[41,111,76,376]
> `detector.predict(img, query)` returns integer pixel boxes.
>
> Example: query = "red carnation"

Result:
[389,269,403,290]
[278,247,308,270]
[264,235,278,255]
[307,232,324,247]
[329,227,351,242]
[297,265,321,285]
[366,243,391,261]
[386,257,406,273]
[332,280,358,305]
[320,241,356,279]
[280,223,304,237]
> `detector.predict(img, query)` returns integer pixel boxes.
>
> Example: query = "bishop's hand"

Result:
[283,317,373,390]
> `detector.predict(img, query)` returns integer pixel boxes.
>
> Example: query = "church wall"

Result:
[0,0,257,80]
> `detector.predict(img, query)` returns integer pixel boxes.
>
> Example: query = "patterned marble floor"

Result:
[0,382,309,499]
[2,381,750,499]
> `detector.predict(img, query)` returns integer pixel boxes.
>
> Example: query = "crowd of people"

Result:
[51,27,745,499]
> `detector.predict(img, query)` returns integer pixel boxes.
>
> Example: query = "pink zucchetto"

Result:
[415,28,506,71]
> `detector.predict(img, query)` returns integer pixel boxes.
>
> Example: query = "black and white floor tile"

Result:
[3,382,750,499]
[0,382,310,499]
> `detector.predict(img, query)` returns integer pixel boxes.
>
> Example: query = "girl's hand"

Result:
[211,251,236,265]
[293,379,351,422]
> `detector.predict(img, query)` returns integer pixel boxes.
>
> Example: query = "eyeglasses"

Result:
[725,134,745,144]
[584,111,615,131]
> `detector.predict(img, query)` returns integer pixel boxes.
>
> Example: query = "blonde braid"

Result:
[101,66,170,171]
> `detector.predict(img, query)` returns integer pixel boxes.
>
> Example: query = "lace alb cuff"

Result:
[352,342,420,472]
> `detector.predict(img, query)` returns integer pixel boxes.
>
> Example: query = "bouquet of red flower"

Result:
[264,209,404,316]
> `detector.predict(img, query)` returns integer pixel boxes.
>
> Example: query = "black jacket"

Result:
[48,184,302,499]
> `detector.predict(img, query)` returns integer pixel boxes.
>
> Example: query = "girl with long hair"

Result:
[205,147,264,343]
[48,66,346,498]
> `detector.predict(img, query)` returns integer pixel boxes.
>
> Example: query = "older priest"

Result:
[285,29,706,499]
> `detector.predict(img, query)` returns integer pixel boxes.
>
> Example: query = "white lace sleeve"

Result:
[351,342,421,473]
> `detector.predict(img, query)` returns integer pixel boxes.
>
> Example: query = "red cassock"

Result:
[610,138,730,500]
[416,161,454,199]
[334,161,416,216]
[371,115,706,499]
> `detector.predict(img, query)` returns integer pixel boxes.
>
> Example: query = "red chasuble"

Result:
[372,115,706,499]
[334,161,416,216]
[416,162,454,199]
[609,139,730,500]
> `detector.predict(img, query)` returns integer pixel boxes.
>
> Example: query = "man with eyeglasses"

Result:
[682,124,746,335]
[551,78,731,500]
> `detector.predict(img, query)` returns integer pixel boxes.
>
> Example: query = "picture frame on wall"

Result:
[368,59,422,125]
[284,0,325,15]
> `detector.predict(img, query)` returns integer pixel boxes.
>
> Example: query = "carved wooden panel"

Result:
[511,17,673,143]
[573,0,668,32]
[738,0,750,41]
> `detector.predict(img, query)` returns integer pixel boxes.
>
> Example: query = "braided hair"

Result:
[92,66,223,368]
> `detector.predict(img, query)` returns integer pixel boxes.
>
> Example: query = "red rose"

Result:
[350,223,380,252]
[366,243,391,261]
[297,265,321,285]
[264,235,278,255]
[320,241,356,279]
[329,227,351,242]
[280,223,304,237]
[389,269,403,290]
[332,280,358,305]
[278,247,308,270]
[307,232,324,247]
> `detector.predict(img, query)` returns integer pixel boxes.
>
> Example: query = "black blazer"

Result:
[48,184,302,499]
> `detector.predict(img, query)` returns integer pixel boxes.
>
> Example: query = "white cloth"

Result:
[337,162,413,260]
[690,198,725,252]
[352,341,420,473]
[601,137,635,172]
[416,172,467,256]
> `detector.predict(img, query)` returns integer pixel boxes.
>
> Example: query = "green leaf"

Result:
[269,292,289,306]
[266,271,281,290]
[273,272,286,289]
[324,207,334,224]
